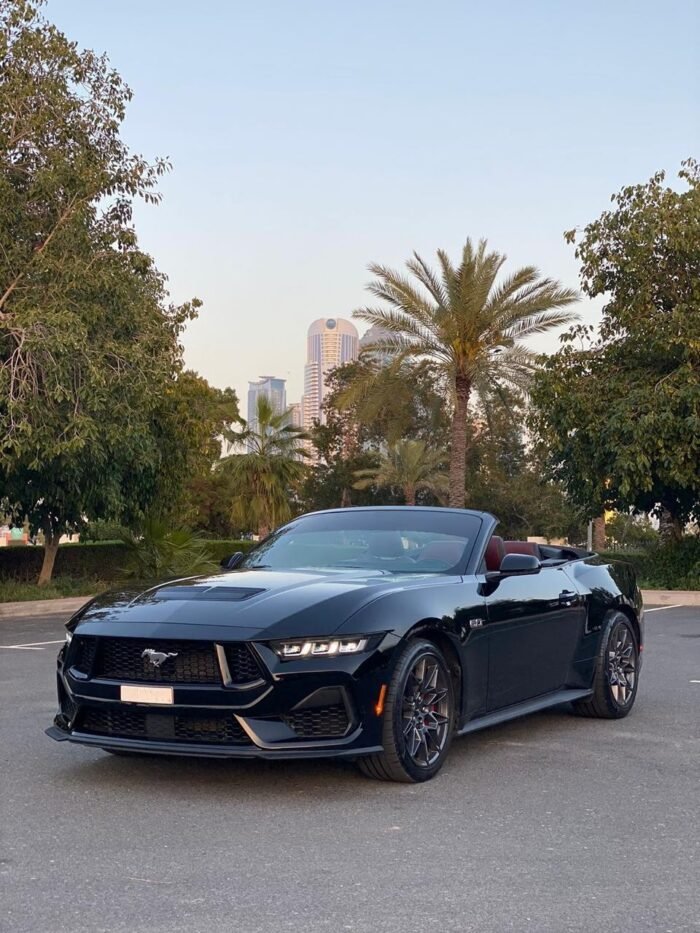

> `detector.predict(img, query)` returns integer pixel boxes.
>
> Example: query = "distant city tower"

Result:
[302,318,358,430]
[247,376,286,449]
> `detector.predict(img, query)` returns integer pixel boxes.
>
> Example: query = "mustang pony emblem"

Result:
[141,648,178,668]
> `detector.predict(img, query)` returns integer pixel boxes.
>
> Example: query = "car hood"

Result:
[72,568,460,640]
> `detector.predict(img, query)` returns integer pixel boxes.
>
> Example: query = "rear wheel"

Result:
[358,639,455,783]
[572,612,639,719]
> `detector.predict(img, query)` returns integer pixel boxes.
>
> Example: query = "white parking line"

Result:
[0,639,64,649]
[644,605,684,613]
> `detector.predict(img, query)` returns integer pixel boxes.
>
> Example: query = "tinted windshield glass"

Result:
[241,510,482,573]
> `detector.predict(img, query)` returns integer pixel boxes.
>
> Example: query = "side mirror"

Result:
[499,553,540,575]
[220,551,244,570]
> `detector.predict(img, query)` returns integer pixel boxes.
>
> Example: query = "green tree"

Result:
[300,418,384,512]
[353,439,448,505]
[464,402,585,542]
[219,395,308,536]
[335,358,450,448]
[353,239,579,507]
[531,161,700,538]
[152,371,240,524]
[299,359,448,512]
[0,0,201,582]
[605,513,658,551]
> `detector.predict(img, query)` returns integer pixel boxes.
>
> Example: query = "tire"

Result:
[358,638,456,783]
[572,611,639,719]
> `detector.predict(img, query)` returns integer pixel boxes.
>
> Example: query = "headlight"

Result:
[65,631,73,645]
[273,636,368,659]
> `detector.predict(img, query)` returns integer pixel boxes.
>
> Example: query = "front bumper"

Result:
[48,629,397,760]
[45,725,383,760]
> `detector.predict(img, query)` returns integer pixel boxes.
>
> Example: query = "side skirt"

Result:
[458,688,593,736]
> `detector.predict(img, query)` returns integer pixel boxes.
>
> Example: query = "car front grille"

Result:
[69,637,264,686]
[79,707,252,745]
[283,703,350,738]
[94,638,221,684]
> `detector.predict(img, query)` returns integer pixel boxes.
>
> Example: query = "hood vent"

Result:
[149,586,266,602]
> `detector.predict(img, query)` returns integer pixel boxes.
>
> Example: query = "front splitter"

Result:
[45,725,382,760]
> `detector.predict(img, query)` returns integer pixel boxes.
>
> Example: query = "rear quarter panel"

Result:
[565,556,644,660]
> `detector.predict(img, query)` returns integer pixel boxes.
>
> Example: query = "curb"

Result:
[0,595,93,618]
[641,589,700,607]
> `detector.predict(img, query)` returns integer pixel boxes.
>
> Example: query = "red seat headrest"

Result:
[484,535,505,571]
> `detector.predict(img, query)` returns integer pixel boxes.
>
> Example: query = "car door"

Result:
[483,565,585,710]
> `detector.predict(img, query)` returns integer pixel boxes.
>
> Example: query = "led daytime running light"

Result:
[276,637,368,658]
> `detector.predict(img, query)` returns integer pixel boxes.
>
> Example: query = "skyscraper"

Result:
[247,377,286,448]
[287,402,302,428]
[302,318,359,430]
[359,323,393,365]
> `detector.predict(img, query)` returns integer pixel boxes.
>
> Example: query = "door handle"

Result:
[558,590,579,607]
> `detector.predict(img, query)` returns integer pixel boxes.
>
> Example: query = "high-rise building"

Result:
[359,324,393,365]
[247,377,286,448]
[302,318,359,430]
[287,402,302,429]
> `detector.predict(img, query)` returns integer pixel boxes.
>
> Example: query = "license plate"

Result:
[120,685,174,705]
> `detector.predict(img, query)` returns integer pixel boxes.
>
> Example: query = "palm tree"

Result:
[353,439,448,506]
[219,395,308,536]
[354,238,579,507]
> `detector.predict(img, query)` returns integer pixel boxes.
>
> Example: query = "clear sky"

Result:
[47,0,699,410]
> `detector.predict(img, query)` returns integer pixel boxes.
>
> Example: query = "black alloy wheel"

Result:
[358,639,455,783]
[607,619,637,707]
[572,612,640,719]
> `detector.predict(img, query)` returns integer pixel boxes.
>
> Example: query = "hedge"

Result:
[0,539,256,583]
[598,539,700,590]
[3,537,697,589]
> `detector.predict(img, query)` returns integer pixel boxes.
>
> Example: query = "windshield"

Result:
[241,510,482,574]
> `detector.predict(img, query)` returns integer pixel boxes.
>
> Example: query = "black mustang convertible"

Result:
[47,508,643,782]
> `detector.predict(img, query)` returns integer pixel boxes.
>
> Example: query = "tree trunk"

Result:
[340,487,352,508]
[448,376,470,508]
[38,532,60,586]
[404,484,416,507]
[591,515,606,552]
[658,506,683,543]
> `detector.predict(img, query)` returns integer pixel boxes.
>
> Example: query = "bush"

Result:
[80,520,129,542]
[119,522,221,579]
[600,537,700,590]
[0,538,256,584]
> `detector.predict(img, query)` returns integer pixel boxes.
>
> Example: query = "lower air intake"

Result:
[283,703,350,739]
[79,707,252,745]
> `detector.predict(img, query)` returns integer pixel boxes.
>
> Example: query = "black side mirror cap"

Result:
[220,551,244,570]
[498,553,541,575]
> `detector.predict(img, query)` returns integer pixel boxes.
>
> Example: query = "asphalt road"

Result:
[1,607,699,933]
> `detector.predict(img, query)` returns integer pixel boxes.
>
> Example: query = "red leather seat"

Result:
[504,540,542,558]
[484,535,505,571]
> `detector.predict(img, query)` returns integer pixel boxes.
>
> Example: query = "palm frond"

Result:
[502,306,580,340]
[405,252,448,309]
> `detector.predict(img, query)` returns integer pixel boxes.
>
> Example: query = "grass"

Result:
[0,577,109,603]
